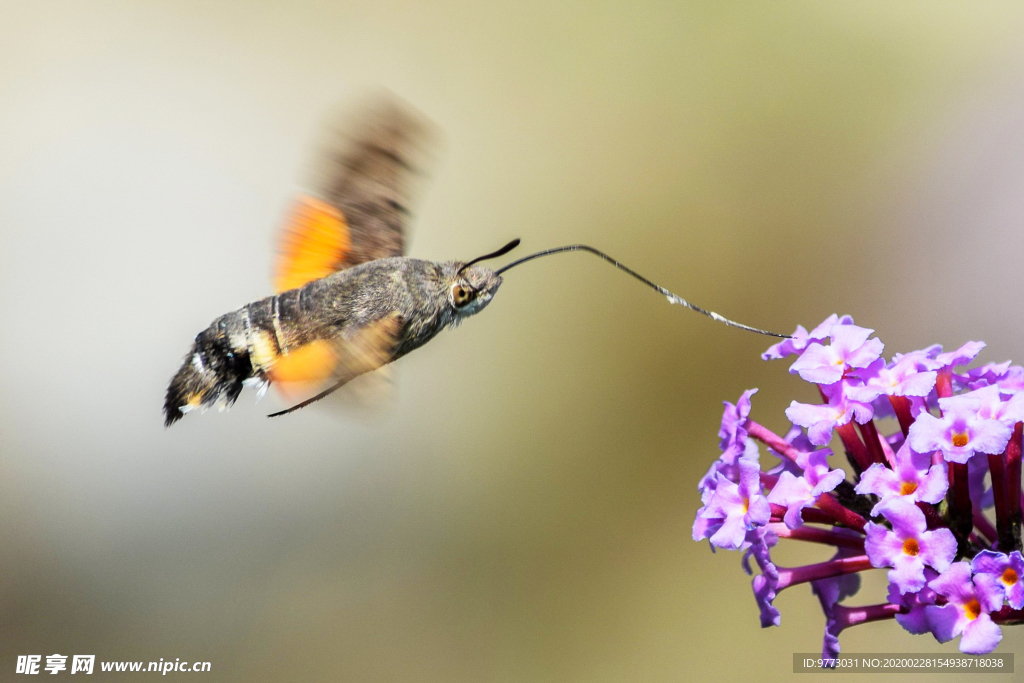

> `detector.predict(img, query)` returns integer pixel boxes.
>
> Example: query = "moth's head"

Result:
[442,239,519,320]
[445,264,502,318]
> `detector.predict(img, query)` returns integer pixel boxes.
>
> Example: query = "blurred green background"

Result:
[2,1,1024,680]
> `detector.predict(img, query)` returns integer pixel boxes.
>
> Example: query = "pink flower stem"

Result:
[1005,422,1022,551]
[888,395,915,437]
[767,522,865,550]
[857,419,892,467]
[936,368,972,549]
[992,606,1024,625]
[988,450,1012,550]
[836,422,874,475]
[747,421,802,463]
[935,368,954,399]
[832,602,901,631]
[814,492,866,532]
[876,429,897,469]
[947,462,974,553]
[776,555,873,591]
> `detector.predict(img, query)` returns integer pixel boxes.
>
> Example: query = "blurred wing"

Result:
[274,95,438,293]
[267,314,405,417]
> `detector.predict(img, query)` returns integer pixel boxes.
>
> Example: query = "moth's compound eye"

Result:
[451,283,475,308]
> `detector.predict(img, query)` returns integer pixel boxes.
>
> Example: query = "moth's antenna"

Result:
[496,245,790,339]
[458,238,521,275]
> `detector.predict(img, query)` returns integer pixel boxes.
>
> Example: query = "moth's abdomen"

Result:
[164,285,346,426]
[163,295,293,427]
[164,318,250,426]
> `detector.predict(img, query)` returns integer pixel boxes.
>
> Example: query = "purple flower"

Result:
[764,425,808,478]
[968,384,1024,425]
[960,362,1024,394]
[766,449,845,528]
[972,550,1024,610]
[719,389,757,460]
[895,341,985,375]
[698,433,760,496]
[691,501,719,547]
[811,544,865,633]
[786,391,872,447]
[693,459,770,550]
[997,365,1024,392]
[888,570,939,635]
[698,390,761,494]
[744,527,782,627]
[751,551,874,638]
[846,355,937,403]
[752,572,781,628]
[925,562,1004,654]
[854,442,947,516]
[908,390,1013,464]
[892,344,944,370]
[812,557,872,661]
[930,341,987,372]
[812,574,849,660]
[864,500,957,594]
[762,314,853,361]
[741,526,778,576]
[820,607,844,661]
[959,361,1014,391]
[813,560,889,662]
[697,315,1024,658]
[789,324,885,385]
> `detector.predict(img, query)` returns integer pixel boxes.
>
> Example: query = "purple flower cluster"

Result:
[693,315,1024,658]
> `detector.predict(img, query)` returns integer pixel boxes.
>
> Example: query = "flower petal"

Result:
[918,528,957,573]
[958,614,1002,655]
[925,604,963,643]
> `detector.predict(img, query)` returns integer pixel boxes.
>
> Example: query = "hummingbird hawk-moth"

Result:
[164,96,786,427]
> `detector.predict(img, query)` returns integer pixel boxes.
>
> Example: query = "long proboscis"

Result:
[496,245,790,339]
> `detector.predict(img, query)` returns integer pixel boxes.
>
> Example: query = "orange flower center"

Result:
[902,538,920,556]
[899,481,918,496]
[1003,568,1019,586]
[951,431,969,448]
[964,598,981,621]
[742,498,749,514]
